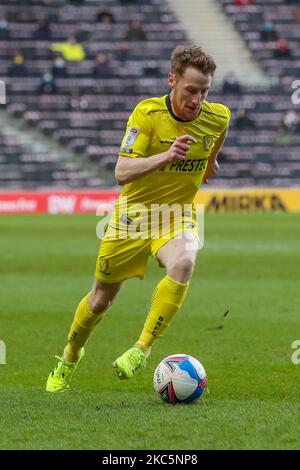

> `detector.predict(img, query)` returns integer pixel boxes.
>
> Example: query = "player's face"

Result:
[168,67,212,121]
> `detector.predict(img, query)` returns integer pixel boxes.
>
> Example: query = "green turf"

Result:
[0,213,299,450]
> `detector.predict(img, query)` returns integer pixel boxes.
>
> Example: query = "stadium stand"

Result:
[219,0,300,82]
[0,0,299,189]
[217,0,300,186]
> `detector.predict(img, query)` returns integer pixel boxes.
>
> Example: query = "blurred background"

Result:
[1,3,300,451]
[0,0,299,212]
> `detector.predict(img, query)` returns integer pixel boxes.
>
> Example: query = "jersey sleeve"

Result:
[119,104,152,158]
[223,105,231,130]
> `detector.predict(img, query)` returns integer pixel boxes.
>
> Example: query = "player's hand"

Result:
[165,135,197,163]
[203,159,219,184]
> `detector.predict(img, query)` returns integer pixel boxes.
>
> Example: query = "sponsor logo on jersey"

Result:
[161,158,208,173]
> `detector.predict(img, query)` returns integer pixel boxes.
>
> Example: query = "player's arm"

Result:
[203,127,228,184]
[115,135,196,185]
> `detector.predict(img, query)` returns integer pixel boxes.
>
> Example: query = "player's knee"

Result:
[169,255,195,282]
[89,292,116,315]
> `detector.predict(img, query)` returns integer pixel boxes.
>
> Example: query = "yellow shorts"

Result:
[95,215,199,284]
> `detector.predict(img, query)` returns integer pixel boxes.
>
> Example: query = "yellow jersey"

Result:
[97,95,230,281]
[117,94,230,210]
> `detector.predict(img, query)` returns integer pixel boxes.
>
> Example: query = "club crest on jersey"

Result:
[202,135,214,151]
[124,126,140,147]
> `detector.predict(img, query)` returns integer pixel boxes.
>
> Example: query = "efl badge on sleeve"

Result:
[124,127,140,147]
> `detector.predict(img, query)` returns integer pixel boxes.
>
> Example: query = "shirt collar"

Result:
[165,94,202,123]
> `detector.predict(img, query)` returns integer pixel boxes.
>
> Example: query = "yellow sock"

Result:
[135,275,189,357]
[64,294,103,362]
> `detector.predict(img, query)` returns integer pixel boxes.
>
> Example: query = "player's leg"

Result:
[64,279,122,362]
[46,279,121,392]
[135,231,199,356]
[114,232,199,379]
[47,231,150,389]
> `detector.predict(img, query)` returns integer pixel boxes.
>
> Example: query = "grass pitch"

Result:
[0,213,299,450]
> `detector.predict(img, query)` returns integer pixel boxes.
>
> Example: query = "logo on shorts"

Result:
[202,135,214,151]
[99,256,110,275]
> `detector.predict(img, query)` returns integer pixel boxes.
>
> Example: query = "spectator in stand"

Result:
[52,54,67,77]
[32,19,52,40]
[70,89,88,110]
[235,108,256,130]
[38,73,57,94]
[260,22,278,41]
[8,54,28,77]
[275,126,292,145]
[282,109,300,134]
[274,37,291,59]
[222,72,242,95]
[275,108,300,144]
[125,20,147,41]
[51,36,86,61]
[235,0,254,5]
[93,52,113,78]
[119,41,130,63]
[97,4,115,24]
[0,16,10,39]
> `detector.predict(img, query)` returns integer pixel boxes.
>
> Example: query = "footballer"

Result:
[46,44,230,391]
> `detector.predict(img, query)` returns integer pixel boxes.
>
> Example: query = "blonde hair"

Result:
[171,44,216,77]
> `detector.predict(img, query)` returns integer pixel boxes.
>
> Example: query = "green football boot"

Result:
[112,347,146,380]
[46,348,85,392]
